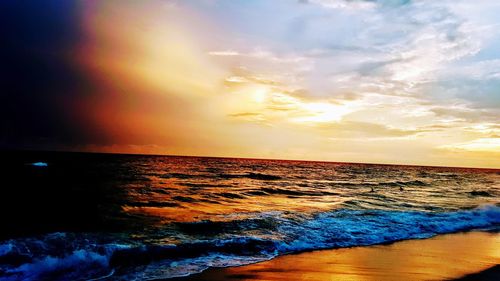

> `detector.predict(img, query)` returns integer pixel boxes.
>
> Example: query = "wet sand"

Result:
[173,231,499,281]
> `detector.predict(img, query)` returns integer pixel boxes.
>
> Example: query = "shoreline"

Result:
[171,231,499,281]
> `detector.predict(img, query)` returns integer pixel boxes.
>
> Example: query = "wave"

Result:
[328,179,429,188]
[0,233,127,281]
[126,201,180,208]
[380,180,428,187]
[468,190,493,197]
[159,172,282,181]
[0,205,498,280]
[255,187,339,197]
[218,172,282,180]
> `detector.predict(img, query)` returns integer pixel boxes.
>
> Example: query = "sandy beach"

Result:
[174,231,500,281]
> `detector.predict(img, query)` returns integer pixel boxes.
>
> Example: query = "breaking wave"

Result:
[1,205,498,280]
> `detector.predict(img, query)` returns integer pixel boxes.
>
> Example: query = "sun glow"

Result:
[223,80,356,125]
[293,102,353,123]
[252,88,268,103]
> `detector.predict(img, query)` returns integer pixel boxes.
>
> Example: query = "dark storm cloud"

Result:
[0,1,90,150]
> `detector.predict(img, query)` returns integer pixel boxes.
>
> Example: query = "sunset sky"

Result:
[2,0,500,168]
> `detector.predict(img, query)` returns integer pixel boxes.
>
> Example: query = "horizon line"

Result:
[3,148,499,171]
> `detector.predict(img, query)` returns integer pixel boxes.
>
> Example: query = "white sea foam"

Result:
[0,205,498,280]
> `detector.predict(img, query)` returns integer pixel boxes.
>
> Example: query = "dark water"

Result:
[0,151,499,280]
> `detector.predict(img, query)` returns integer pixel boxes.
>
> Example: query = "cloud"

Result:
[318,121,426,139]
[228,112,262,117]
[443,59,500,80]
[208,50,240,56]
[439,138,500,153]
[211,0,484,101]
[299,0,376,9]
[227,112,267,124]
[209,48,308,64]
[300,0,412,10]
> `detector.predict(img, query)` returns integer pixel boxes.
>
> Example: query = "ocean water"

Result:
[0,151,499,280]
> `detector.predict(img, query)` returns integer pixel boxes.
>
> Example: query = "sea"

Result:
[0,151,498,280]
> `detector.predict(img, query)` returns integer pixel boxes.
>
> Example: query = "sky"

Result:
[1,0,500,168]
